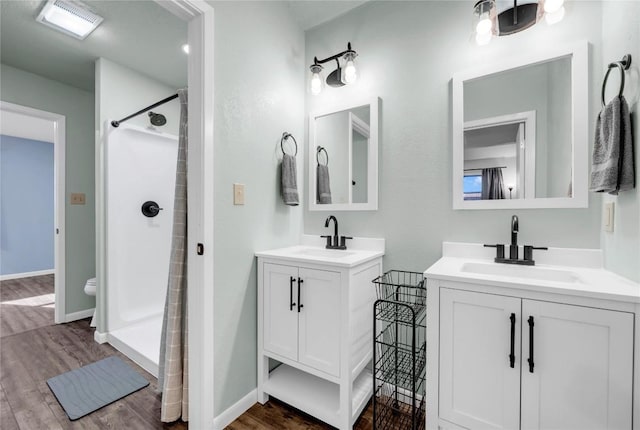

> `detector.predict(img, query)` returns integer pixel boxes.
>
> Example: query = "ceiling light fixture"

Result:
[36,0,103,40]
[308,42,358,95]
[472,0,565,46]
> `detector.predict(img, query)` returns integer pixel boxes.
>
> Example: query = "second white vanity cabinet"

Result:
[439,288,634,430]
[256,237,384,430]
[425,243,640,430]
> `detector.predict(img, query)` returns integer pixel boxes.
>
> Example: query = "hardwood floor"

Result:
[1,275,374,429]
[0,275,186,430]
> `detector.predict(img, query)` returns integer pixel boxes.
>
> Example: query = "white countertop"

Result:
[424,242,640,304]
[255,235,385,268]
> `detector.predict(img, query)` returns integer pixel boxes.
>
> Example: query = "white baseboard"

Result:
[0,269,54,281]
[94,330,108,344]
[213,389,257,430]
[64,308,95,323]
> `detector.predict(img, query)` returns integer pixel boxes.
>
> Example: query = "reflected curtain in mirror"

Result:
[481,167,506,199]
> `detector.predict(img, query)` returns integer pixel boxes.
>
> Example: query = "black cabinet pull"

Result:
[527,316,535,373]
[509,313,516,368]
[289,276,296,311]
[297,278,304,312]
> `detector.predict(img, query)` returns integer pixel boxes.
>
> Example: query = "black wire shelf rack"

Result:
[372,270,427,430]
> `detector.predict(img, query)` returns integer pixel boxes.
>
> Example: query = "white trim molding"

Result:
[0,269,54,281]
[213,389,257,430]
[0,101,66,323]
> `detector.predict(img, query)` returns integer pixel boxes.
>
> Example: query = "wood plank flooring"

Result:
[1,275,374,429]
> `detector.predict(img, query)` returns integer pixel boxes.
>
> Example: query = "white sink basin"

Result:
[294,248,356,259]
[461,262,581,283]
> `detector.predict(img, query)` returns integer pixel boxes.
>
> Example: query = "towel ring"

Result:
[317,146,329,166]
[280,132,297,156]
[602,54,632,107]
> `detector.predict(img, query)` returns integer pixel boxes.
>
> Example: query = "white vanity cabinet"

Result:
[439,288,634,430]
[263,263,341,376]
[425,243,640,430]
[256,239,384,430]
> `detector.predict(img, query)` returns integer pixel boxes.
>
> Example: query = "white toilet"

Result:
[84,277,97,327]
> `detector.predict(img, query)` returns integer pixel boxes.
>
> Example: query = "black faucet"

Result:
[484,215,548,266]
[321,215,352,250]
[510,215,519,260]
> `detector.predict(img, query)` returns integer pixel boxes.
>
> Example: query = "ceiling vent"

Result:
[36,0,104,40]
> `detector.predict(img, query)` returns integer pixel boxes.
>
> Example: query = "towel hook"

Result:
[602,54,632,107]
[317,146,329,166]
[280,132,297,156]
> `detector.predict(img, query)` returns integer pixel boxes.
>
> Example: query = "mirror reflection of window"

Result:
[463,56,572,199]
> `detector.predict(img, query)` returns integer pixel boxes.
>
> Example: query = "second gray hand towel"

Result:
[590,95,635,194]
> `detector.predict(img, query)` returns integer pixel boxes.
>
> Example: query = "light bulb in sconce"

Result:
[342,50,357,84]
[544,0,564,13]
[476,17,492,35]
[309,64,324,95]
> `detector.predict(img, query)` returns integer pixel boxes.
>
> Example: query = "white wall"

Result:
[1,63,95,313]
[208,0,305,416]
[600,1,640,282]
[305,1,603,274]
[95,57,181,330]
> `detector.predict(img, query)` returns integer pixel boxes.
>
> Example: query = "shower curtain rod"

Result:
[464,166,507,171]
[111,93,179,128]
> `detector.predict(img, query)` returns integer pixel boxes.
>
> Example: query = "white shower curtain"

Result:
[159,89,188,422]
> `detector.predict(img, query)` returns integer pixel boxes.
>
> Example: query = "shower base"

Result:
[108,315,162,377]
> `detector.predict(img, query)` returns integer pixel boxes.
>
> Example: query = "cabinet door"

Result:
[263,263,299,361]
[521,300,633,430]
[297,267,341,377]
[440,289,521,430]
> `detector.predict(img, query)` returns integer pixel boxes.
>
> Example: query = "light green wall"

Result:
[600,1,640,282]
[304,1,604,274]
[1,63,96,313]
[208,1,305,415]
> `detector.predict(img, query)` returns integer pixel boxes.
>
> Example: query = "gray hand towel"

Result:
[281,153,299,206]
[590,95,635,195]
[316,164,332,204]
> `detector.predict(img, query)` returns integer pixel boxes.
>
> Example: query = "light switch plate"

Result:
[70,193,86,205]
[604,202,614,232]
[233,183,245,205]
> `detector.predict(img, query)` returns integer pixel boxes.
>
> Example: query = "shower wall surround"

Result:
[304,1,611,276]
[95,57,182,331]
[0,63,95,313]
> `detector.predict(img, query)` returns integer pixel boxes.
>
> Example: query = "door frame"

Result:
[0,101,66,323]
[153,1,215,428]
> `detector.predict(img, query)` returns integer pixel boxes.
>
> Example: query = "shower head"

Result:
[148,111,167,126]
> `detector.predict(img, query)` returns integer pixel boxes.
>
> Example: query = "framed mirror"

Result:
[309,97,379,211]
[452,41,589,209]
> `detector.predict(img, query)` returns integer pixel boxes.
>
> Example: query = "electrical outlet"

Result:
[70,193,86,205]
[603,202,614,232]
[233,183,245,205]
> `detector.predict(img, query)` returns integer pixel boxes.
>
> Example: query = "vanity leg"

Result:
[257,354,269,404]
[339,379,353,430]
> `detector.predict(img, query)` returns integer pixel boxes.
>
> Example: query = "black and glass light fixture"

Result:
[309,43,358,95]
[472,0,565,46]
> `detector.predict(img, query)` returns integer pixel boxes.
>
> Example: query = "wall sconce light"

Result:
[472,0,565,46]
[308,42,358,95]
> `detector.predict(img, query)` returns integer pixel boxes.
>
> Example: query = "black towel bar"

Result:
[280,132,297,156]
[602,54,632,107]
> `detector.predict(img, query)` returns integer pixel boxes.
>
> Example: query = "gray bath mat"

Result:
[47,356,150,420]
